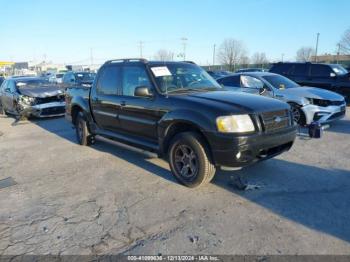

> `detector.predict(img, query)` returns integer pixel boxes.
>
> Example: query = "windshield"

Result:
[150,63,221,93]
[262,75,299,89]
[331,65,348,75]
[15,79,50,88]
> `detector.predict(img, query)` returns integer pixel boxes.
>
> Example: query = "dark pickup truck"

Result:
[66,59,297,188]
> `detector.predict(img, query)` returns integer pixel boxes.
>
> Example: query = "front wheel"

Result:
[75,112,94,146]
[168,132,216,188]
[289,103,306,126]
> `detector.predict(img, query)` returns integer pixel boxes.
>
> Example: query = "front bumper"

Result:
[20,102,66,118]
[301,104,346,125]
[206,126,297,168]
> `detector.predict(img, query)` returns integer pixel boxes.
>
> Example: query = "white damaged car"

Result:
[0,77,65,118]
[217,72,346,125]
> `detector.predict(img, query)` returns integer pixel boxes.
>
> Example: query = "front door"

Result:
[118,65,160,142]
[308,64,335,90]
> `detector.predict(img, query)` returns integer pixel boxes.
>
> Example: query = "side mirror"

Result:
[330,72,336,78]
[259,87,266,95]
[134,86,152,97]
[5,88,11,93]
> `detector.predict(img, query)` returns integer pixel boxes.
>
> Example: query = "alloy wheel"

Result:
[174,144,198,179]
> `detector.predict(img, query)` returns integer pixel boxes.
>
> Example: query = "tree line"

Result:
[152,26,350,70]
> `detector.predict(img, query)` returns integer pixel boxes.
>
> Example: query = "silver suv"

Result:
[217,72,346,125]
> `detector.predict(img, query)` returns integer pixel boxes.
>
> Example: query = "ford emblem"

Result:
[274,116,282,123]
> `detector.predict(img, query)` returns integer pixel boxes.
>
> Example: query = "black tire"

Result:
[75,111,94,146]
[0,102,4,115]
[168,132,216,188]
[289,103,306,126]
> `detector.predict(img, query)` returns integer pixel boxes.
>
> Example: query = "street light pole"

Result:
[139,41,144,58]
[181,37,188,60]
[212,44,216,66]
[337,43,341,64]
[315,33,320,63]
[281,53,284,62]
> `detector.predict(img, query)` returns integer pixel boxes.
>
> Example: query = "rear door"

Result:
[1,80,16,112]
[289,63,310,86]
[90,65,122,132]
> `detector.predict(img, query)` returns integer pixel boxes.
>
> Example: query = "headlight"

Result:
[216,115,255,133]
[19,95,36,106]
[305,98,314,105]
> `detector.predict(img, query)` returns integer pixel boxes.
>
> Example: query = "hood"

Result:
[181,91,290,113]
[281,86,344,101]
[18,85,64,98]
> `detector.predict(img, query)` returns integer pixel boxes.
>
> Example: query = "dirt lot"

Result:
[0,111,349,255]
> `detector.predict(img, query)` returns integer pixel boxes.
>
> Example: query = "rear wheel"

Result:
[75,112,94,146]
[289,103,306,126]
[168,132,216,188]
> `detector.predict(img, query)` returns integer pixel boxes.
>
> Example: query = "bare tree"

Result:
[217,39,247,71]
[154,49,173,61]
[251,52,269,68]
[339,28,350,54]
[296,47,315,62]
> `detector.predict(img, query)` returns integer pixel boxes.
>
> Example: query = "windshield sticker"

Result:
[151,67,172,77]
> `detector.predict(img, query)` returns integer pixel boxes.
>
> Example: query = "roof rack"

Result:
[104,58,148,64]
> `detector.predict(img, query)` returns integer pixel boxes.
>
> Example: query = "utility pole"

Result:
[181,37,188,60]
[139,41,144,58]
[337,43,341,64]
[281,53,284,62]
[315,33,320,63]
[212,44,216,66]
[90,48,93,66]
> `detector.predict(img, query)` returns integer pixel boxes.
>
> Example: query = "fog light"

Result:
[236,152,241,159]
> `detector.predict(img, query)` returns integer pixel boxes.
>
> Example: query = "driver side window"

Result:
[240,75,264,89]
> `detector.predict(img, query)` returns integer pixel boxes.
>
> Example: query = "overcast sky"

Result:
[1,0,349,65]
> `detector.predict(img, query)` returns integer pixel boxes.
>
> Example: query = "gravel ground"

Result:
[0,110,349,255]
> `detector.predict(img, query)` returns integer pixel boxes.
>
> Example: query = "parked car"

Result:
[49,73,64,84]
[269,62,350,103]
[66,59,297,188]
[217,72,346,125]
[235,68,266,73]
[61,71,96,89]
[0,77,65,118]
[206,70,232,79]
[0,76,4,86]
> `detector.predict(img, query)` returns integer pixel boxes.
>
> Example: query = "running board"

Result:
[94,129,159,153]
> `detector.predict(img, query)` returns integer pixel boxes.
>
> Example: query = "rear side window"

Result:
[270,63,293,75]
[218,76,241,87]
[97,66,121,95]
[290,64,308,76]
[122,66,152,96]
[310,65,332,77]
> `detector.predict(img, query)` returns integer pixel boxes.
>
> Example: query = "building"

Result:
[311,54,350,67]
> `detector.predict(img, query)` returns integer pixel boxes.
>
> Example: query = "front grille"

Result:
[260,109,291,132]
[36,95,65,105]
[40,106,65,116]
[328,111,346,120]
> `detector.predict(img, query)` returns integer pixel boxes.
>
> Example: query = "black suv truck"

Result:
[270,62,350,103]
[65,59,297,188]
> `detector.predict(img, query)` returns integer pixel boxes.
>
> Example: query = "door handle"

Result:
[120,101,126,107]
